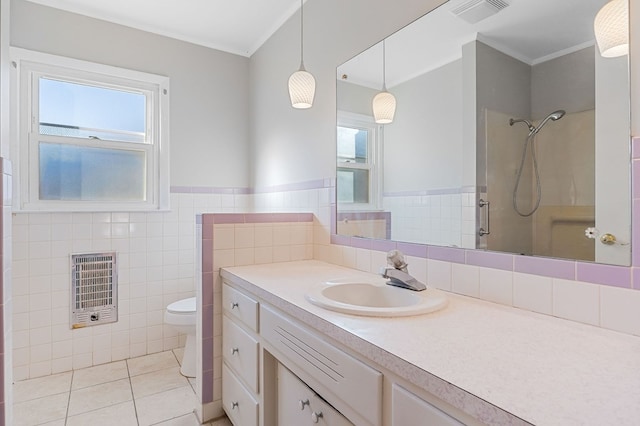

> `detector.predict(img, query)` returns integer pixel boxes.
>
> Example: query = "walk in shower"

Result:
[485,106,596,261]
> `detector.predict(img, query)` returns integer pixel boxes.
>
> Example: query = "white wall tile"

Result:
[405,256,427,286]
[451,264,479,297]
[552,279,600,326]
[427,260,452,291]
[355,248,371,273]
[513,273,553,315]
[600,286,640,336]
[479,267,513,306]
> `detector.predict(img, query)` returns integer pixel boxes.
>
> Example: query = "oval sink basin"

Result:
[305,282,447,317]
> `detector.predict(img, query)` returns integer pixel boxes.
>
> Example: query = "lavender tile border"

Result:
[466,250,513,271]
[171,178,332,195]
[577,263,632,288]
[383,185,485,197]
[514,256,575,280]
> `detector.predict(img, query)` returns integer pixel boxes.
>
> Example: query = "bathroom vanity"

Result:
[220,260,640,425]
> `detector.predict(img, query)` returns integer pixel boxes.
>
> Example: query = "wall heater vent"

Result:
[451,0,510,24]
[71,252,117,329]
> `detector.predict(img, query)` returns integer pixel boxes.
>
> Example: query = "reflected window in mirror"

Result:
[337,112,382,211]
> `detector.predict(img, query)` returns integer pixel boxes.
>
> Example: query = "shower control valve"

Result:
[584,227,599,239]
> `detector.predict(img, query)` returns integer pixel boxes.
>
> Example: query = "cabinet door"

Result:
[223,364,258,426]
[392,384,464,426]
[278,363,353,426]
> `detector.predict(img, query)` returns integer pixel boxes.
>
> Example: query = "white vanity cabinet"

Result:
[222,284,260,426]
[277,363,353,425]
[221,279,470,426]
[391,384,464,426]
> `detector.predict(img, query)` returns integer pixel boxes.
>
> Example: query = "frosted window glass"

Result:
[39,142,146,201]
[337,168,369,203]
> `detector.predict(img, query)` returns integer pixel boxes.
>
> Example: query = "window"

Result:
[11,48,170,211]
[337,111,382,210]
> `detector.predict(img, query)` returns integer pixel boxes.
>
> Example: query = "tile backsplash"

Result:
[11,135,640,383]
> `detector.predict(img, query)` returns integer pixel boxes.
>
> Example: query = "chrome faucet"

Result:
[380,250,427,291]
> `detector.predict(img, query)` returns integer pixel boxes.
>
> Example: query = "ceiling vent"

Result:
[451,0,510,24]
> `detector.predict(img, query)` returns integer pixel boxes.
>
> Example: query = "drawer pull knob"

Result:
[232,347,239,355]
[231,302,239,309]
[232,401,239,410]
[311,411,323,423]
[298,398,310,410]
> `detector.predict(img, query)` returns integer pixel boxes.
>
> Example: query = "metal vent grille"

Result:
[71,252,118,329]
[451,0,509,24]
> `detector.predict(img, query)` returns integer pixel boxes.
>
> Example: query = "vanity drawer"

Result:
[261,305,382,426]
[223,364,258,426]
[278,363,353,426]
[223,283,259,332]
[392,384,464,426]
[223,315,259,393]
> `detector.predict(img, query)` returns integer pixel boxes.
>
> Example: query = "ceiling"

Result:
[25,0,611,79]
[338,0,609,89]
[25,0,303,57]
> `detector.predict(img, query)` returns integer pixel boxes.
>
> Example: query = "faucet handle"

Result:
[386,250,408,271]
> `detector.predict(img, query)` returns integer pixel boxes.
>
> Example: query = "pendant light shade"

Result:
[373,40,396,124]
[289,67,315,109]
[373,91,397,124]
[594,0,629,58]
[289,0,315,109]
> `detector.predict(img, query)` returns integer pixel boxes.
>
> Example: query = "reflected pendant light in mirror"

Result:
[372,39,396,124]
[594,0,629,57]
[288,0,316,108]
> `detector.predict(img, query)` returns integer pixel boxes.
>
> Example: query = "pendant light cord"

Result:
[299,0,305,70]
[382,39,387,91]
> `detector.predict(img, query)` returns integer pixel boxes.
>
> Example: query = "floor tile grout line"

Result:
[125,358,141,426]
[64,370,74,426]
[13,349,199,425]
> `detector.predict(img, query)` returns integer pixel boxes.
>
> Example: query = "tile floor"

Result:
[12,349,232,426]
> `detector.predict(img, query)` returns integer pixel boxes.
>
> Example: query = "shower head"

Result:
[533,109,566,134]
[548,110,566,121]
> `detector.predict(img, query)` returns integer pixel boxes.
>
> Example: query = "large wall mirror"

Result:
[336,0,631,266]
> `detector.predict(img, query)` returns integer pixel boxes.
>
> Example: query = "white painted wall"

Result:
[248,0,448,188]
[10,0,250,189]
[8,0,253,379]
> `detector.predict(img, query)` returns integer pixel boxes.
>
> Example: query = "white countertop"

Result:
[220,260,640,426]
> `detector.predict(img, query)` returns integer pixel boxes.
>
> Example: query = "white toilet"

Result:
[164,297,197,377]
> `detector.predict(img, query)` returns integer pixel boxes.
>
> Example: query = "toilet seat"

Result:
[167,297,196,314]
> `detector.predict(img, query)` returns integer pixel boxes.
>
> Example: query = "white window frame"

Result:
[337,111,383,211]
[10,47,170,212]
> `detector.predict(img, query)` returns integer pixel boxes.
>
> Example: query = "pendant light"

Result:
[288,0,315,109]
[594,0,629,58]
[372,40,396,124]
